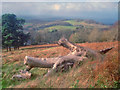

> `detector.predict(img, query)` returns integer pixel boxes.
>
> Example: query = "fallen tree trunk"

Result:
[24,56,58,69]
[24,54,86,72]
[13,37,114,79]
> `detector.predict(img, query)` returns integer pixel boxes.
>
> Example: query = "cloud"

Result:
[2,2,117,17]
[53,4,61,11]
[1,2,118,24]
[64,2,117,12]
[86,0,119,2]
[1,0,119,2]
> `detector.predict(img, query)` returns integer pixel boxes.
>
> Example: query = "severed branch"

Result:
[99,47,114,54]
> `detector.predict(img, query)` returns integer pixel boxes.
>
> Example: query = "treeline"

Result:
[29,24,118,45]
[29,29,73,44]
[2,14,30,51]
[69,28,118,43]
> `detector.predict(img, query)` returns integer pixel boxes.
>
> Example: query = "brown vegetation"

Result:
[2,40,119,88]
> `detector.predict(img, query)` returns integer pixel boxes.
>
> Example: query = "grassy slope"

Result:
[2,41,119,88]
[64,20,80,25]
[46,25,76,30]
[64,20,110,29]
[25,20,110,32]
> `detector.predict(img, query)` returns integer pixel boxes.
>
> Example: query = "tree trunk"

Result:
[24,55,86,70]
[14,47,16,50]
[14,47,15,50]
[14,37,113,79]
[6,47,8,52]
[17,46,19,50]
[9,47,11,51]
[23,37,96,77]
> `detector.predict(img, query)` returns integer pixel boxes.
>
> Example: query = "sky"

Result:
[1,0,119,24]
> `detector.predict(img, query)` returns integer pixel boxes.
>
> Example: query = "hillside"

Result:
[2,41,119,88]
[23,19,118,45]
[24,19,110,31]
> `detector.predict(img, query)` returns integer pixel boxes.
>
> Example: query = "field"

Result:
[24,19,111,32]
[24,19,117,45]
[2,41,119,88]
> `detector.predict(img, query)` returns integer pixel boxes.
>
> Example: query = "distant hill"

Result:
[22,19,118,44]
[23,19,110,31]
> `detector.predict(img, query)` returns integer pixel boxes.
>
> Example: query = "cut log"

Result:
[24,56,57,68]
[13,37,114,79]
[24,54,87,77]
[24,55,87,70]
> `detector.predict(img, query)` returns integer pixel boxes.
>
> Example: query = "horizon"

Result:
[2,2,118,25]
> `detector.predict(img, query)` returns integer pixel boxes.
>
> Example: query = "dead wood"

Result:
[13,37,114,79]
[99,47,114,54]
[12,70,31,80]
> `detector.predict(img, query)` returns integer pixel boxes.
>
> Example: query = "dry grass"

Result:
[2,41,119,88]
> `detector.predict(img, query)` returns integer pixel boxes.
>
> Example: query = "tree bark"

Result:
[6,47,8,52]
[14,47,17,50]
[9,47,11,51]
[22,37,90,77]
[15,37,113,79]
[24,55,86,71]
